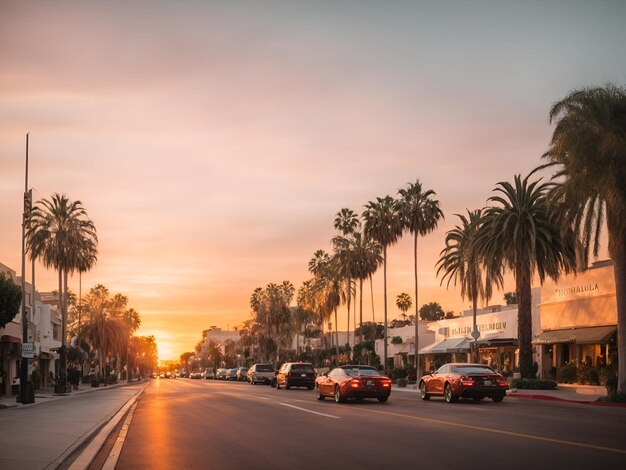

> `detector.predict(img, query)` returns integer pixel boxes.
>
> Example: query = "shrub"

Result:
[390,336,403,345]
[557,363,577,383]
[396,378,408,388]
[511,378,557,390]
[390,367,408,380]
[107,373,118,384]
[597,392,626,403]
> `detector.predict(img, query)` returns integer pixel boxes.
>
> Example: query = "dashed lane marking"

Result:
[278,403,340,419]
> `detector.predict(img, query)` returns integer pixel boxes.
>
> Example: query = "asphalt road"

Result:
[114,378,626,469]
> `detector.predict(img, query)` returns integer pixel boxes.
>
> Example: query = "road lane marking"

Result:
[279,403,340,419]
[102,398,139,470]
[363,408,626,455]
[216,392,270,401]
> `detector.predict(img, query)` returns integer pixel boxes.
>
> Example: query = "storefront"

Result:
[419,308,518,374]
[534,260,617,379]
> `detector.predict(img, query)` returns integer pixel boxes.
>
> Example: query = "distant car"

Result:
[247,364,275,385]
[190,372,203,379]
[202,369,215,379]
[276,362,315,390]
[315,365,391,403]
[226,368,238,380]
[419,363,509,403]
[216,368,228,380]
[236,367,249,381]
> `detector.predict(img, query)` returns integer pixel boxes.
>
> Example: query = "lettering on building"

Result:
[555,283,599,298]
[449,322,507,337]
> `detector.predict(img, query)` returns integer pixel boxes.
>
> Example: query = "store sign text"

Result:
[555,283,599,298]
[450,322,507,337]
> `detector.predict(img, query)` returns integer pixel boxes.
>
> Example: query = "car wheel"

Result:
[377,396,388,403]
[285,379,290,390]
[419,381,430,401]
[492,395,504,403]
[271,378,277,388]
[334,385,345,403]
[444,383,457,403]
[307,385,314,390]
[316,385,325,400]
[276,380,281,390]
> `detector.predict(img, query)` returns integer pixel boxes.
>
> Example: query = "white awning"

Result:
[419,337,470,355]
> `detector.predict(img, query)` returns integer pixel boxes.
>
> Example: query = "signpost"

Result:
[21,342,35,359]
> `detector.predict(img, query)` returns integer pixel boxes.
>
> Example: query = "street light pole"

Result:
[19,133,33,404]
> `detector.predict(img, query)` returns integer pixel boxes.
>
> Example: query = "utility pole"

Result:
[19,133,34,404]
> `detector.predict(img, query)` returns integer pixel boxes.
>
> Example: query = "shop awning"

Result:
[475,333,518,347]
[419,337,470,355]
[0,335,21,343]
[533,326,616,345]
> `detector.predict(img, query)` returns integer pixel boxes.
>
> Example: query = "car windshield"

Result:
[291,364,314,372]
[342,367,380,377]
[451,365,496,374]
[256,365,274,372]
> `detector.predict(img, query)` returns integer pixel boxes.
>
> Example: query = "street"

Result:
[112,378,626,469]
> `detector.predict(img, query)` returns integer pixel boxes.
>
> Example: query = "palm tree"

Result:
[333,231,382,347]
[363,196,403,374]
[334,208,360,349]
[542,84,626,393]
[308,251,343,354]
[437,210,500,362]
[27,193,97,392]
[474,174,576,378]
[398,180,443,375]
[395,293,412,319]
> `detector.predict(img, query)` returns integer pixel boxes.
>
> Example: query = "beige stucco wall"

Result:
[538,262,616,330]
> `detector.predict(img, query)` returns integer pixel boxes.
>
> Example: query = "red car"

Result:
[419,363,508,403]
[315,365,392,403]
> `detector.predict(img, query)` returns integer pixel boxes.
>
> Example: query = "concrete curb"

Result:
[506,393,626,408]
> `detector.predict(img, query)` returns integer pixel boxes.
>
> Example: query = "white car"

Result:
[247,364,275,384]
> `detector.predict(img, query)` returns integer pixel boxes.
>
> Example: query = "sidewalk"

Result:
[0,380,148,470]
[392,382,626,408]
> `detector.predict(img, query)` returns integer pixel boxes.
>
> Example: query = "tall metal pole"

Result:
[19,133,33,404]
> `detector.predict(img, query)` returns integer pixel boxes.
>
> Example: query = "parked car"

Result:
[226,368,238,380]
[419,363,509,403]
[190,371,203,379]
[216,368,228,380]
[276,362,315,390]
[315,365,391,403]
[202,369,215,380]
[247,364,276,385]
[236,367,249,381]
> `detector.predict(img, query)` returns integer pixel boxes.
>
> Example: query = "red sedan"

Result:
[419,363,508,403]
[315,365,392,403]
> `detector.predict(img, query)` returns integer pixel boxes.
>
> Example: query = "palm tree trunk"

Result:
[334,307,339,356]
[370,275,375,323]
[383,246,388,375]
[516,264,533,379]
[359,278,364,344]
[612,233,626,394]
[413,233,420,376]
[346,279,351,349]
[60,269,69,391]
[471,297,479,363]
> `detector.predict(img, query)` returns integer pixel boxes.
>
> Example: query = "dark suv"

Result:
[276,362,316,390]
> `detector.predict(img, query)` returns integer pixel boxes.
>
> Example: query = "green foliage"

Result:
[511,378,557,390]
[418,302,444,321]
[390,367,408,380]
[396,378,408,387]
[504,292,518,305]
[0,272,21,329]
[355,322,384,340]
[107,373,118,384]
[556,363,577,383]
[390,336,403,345]
[596,392,626,403]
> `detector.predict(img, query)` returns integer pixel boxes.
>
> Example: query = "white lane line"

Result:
[217,392,270,401]
[279,403,340,419]
[101,399,139,470]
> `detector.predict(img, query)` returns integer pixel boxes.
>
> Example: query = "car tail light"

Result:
[381,380,391,388]
[496,375,508,387]
[350,379,362,388]
[460,375,474,386]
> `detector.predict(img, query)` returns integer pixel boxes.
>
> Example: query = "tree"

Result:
[363,196,403,373]
[27,193,97,391]
[398,179,443,375]
[504,292,518,305]
[418,302,445,322]
[332,230,382,346]
[475,174,576,379]
[445,311,456,319]
[0,272,21,329]
[395,293,413,318]
[542,84,626,393]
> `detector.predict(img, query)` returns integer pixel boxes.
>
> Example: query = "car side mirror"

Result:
[429,370,435,375]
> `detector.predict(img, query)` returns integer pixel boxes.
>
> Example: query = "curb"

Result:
[507,393,626,408]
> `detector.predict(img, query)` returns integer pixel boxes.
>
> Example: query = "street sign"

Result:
[471,329,481,340]
[22,342,35,358]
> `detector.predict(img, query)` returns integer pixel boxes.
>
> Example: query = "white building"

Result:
[375,322,436,369]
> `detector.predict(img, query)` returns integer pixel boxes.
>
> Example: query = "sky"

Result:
[1,0,624,360]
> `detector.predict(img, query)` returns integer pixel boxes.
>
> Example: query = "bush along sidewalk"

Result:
[511,378,557,390]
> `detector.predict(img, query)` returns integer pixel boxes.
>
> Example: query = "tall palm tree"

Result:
[363,196,403,374]
[398,180,443,375]
[395,293,412,320]
[308,251,343,354]
[333,231,382,347]
[27,193,97,392]
[474,174,577,378]
[334,208,360,349]
[542,84,626,393]
[437,210,498,361]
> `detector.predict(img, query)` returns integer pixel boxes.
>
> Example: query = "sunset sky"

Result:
[1,1,624,360]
